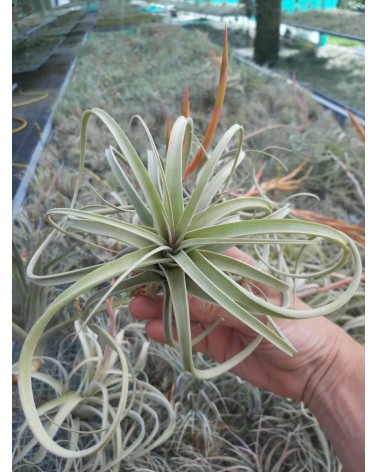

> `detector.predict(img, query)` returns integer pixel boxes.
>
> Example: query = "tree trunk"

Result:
[254,0,281,67]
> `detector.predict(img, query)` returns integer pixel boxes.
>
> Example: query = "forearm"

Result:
[304,331,365,472]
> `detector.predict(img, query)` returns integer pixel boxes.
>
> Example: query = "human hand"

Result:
[130,246,365,471]
[129,247,349,403]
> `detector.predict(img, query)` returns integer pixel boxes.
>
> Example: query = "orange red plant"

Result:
[166,25,364,248]
[179,25,228,181]
[244,160,311,196]
[347,109,365,142]
[244,160,365,247]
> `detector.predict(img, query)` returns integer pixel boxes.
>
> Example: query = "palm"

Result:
[129,247,344,401]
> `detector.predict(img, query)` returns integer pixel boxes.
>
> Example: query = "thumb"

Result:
[224,246,258,266]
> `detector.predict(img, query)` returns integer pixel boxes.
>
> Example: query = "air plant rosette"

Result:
[14,26,362,465]
[13,314,175,470]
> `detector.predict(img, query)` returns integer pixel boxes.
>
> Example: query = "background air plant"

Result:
[12,281,176,469]
[13,309,175,470]
[12,238,82,375]
[14,26,362,465]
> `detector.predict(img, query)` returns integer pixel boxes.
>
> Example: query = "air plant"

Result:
[15,25,362,461]
[12,239,80,374]
[13,312,175,469]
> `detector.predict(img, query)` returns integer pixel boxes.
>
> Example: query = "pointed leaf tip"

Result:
[166,114,171,155]
[183,26,228,180]
[182,87,190,118]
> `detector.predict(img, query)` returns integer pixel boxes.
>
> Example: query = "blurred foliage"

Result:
[282,9,364,38]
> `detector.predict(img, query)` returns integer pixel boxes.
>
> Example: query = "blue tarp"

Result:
[181,0,338,9]
[282,0,338,12]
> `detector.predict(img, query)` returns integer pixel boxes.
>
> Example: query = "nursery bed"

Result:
[12,11,98,217]
[12,14,57,40]
[34,9,86,37]
[12,36,66,74]
[281,9,365,39]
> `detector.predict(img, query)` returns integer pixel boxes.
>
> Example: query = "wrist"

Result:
[304,328,365,472]
[303,327,364,414]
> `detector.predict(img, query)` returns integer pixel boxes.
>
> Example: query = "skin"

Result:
[129,247,365,472]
